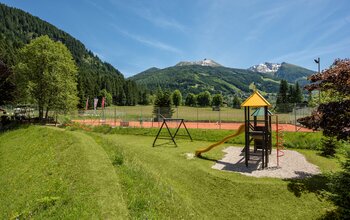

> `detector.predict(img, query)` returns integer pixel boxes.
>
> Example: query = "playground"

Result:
[0,126,340,219]
[0,91,346,219]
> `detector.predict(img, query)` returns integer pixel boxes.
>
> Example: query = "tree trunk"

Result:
[38,106,43,121]
[45,107,49,122]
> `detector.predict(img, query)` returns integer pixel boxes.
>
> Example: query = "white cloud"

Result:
[136,8,187,32]
[271,38,350,63]
[112,25,182,54]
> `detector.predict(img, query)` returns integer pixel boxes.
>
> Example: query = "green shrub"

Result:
[326,150,350,218]
[320,136,339,157]
[283,132,322,150]
[112,151,124,166]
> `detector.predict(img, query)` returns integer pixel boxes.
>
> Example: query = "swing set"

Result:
[152,115,192,147]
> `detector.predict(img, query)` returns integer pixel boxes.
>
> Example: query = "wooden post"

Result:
[264,106,269,168]
[244,107,249,167]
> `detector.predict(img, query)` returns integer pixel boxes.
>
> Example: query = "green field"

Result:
[0,126,340,219]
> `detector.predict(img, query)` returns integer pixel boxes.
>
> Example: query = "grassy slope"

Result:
[0,126,340,219]
[90,132,337,219]
[0,126,128,219]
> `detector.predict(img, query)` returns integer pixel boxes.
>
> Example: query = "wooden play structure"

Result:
[241,91,272,168]
[195,91,282,169]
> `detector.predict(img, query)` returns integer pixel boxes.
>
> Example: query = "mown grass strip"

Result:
[0,126,128,219]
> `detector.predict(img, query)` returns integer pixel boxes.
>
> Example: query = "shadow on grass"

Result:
[0,121,30,133]
[284,174,330,198]
[197,155,217,162]
[152,140,178,148]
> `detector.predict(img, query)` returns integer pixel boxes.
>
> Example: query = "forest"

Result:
[0,3,147,108]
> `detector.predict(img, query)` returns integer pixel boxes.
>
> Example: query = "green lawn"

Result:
[0,126,128,219]
[0,126,340,219]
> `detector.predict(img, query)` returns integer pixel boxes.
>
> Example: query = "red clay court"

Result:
[73,119,313,132]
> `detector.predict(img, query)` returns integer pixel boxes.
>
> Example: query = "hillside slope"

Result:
[0,126,336,219]
[276,62,315,84]
[0,3,141,106]
[130,65,280,96]
[0,126,129,219]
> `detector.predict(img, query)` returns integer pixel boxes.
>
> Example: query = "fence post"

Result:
[219,108,221,129]
[196,106,199,129]
[114,107,116,127]
[140,106,143,128]
[157,107,160,128]
[294,103,297,132]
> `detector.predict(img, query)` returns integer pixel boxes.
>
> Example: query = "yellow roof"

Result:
[241,91,271,107]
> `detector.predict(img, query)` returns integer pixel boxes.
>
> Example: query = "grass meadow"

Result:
[0,125,342,219]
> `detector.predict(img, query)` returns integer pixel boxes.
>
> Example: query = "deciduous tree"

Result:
[212,94,223,107]
[15,35,78,120]
[185,93,197,106]
[172,89,182,107]
[197,91,211,107]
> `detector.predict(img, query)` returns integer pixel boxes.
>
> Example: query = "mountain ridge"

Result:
[176,58,222,67]
[129,60,314,96]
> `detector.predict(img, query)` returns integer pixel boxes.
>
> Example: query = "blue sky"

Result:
[2,0,350,77]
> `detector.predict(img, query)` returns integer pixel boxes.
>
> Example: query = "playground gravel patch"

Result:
[212,147,321,179]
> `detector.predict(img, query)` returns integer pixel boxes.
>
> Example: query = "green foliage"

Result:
[212,93,223,107]
[197,91,212,107]
[172,89,182,107]
[276,80,302,113]
[320,136,339,157]
[15,35,78,119]
[98,89,112,107]
[283,132,323,150]
[275,62,314,86]
[185,93,197,106]
[112,150,124,166]
[327,150,350,218]
[0,60,15,105]
[0,3,146,107]
[130,65,281,97]
[232,95,241,109]
[276,80,289,112]
[153,89,173,120]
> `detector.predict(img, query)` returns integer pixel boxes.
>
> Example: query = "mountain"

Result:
[0,3,143,106]
[248,62,281,74]
[249,62,314,85]
[176,59,222,67]
[130,60,315,97]
[275,62,315,84]
[129,62,281,96]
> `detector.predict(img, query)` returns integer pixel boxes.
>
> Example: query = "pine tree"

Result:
[232,95,241,109]
[276,80,291,112]
[294,82,303,103]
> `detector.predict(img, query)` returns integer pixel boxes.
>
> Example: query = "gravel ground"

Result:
[212,146,320,179]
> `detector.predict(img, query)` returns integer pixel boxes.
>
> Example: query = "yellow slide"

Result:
[195,124,245,157]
